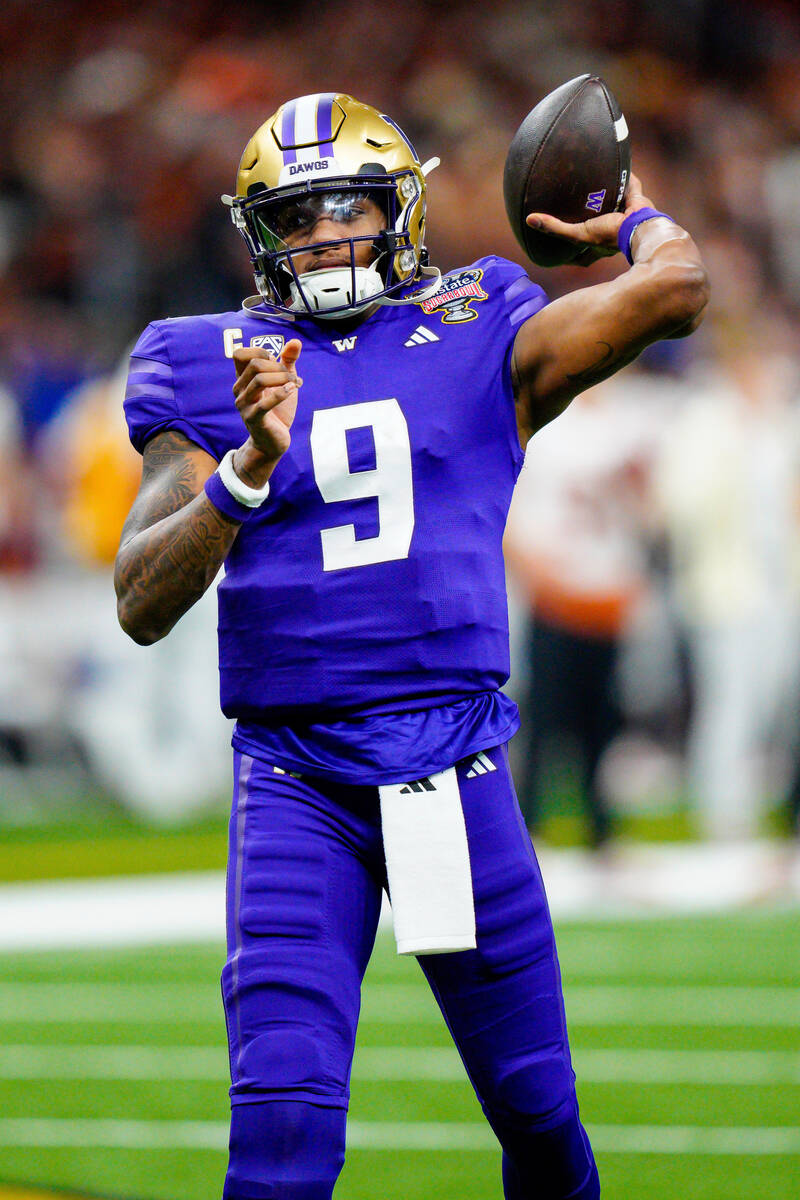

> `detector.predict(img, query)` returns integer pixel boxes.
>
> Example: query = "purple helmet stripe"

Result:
[280,99,298,164]
[315,92,336,157]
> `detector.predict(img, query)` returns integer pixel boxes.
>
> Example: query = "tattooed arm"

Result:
[511,174,709,442]
[114,430,239,645]
[115,339,303,645]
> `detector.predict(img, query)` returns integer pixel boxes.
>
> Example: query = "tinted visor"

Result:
[252,188,389,251]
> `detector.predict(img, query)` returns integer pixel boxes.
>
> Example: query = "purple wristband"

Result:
[204,470,258,523]
[618,207,672,264]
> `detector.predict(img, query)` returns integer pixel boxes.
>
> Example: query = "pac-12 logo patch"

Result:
[417,268,487,324]
[251,334,286,356]
[222,329,285,358]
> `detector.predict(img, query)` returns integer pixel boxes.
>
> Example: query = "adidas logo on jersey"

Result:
[399,776,438,794]
[465,752,496,779]
[404,325,440,348]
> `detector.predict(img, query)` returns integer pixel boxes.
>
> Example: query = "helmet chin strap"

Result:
[287,264,384,320]
[287,262,443,320]
[378,264,442,306]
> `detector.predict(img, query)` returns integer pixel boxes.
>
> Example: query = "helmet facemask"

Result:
[238,177,416,319]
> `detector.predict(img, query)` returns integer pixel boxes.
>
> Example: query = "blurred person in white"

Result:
[504,363,672,846]
[0,382,36,572]
[0,382,39,768]
[36,351,232,822]
[655,310,800,841]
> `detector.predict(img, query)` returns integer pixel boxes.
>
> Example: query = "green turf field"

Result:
[0,912,797,1200]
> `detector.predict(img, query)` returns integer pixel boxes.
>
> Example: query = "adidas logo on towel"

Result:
[404,325,440,348]
[466,752,496,779]
[399,777,438,794]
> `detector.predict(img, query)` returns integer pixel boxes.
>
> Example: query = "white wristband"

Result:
[217,448,271,507]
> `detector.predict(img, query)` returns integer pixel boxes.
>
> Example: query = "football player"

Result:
[116,93,708,1199]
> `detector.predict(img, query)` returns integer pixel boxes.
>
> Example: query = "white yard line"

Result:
[0,1045,225,1079]
[0,1118,796,1156]
[0,982,796,1026]
[0,840,797,953]
[0,873,226,952]
[563,985,800,1026]
[0,983,219,1023]
[574,1048,800,1084]
[0,1044,797,1085]
[358,1047,800,1084]
[361,983,800,1026]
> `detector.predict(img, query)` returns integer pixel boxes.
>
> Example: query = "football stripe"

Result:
[509,292,547,329]
[125,382,174,403]
[128,356,172,379]
[280,99,298,164]
[504,275,532,303]
[316,93,335,156]
[614,115,629,142]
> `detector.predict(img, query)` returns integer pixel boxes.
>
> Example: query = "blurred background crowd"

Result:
[2,0,800,846]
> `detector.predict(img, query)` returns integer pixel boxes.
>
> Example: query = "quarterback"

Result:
[116,93,708,1199]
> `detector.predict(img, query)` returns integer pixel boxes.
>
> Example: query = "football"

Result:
[503,74,631,267]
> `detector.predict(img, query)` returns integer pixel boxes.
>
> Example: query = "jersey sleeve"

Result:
[123,321,219,458]
[501,262,548,330]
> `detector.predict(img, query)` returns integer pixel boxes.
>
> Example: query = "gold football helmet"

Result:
[223,93,441,319]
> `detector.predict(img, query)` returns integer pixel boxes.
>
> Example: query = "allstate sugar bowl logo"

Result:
[418,269,488,324]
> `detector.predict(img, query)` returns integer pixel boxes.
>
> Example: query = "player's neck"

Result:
[313,305,379,334]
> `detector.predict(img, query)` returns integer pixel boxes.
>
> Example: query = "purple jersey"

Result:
[124,256,547,782]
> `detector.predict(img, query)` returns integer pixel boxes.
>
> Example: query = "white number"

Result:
[310,399,415,571]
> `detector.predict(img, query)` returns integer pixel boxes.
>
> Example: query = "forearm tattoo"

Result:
[115,431,240,639]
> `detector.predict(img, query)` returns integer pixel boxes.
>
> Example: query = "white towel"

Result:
[378,765,476,956]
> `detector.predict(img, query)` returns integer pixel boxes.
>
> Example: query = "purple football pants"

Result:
[222,746,598,1199]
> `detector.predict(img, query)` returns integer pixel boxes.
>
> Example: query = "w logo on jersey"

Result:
[585,189,606,213]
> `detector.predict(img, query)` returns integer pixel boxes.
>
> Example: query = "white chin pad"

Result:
[288,265,383,317]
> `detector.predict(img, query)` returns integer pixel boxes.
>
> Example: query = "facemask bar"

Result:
[279,230,407,317]
[223,170,425,317]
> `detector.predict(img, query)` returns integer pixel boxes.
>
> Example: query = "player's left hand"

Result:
[231,339,303,482]
[525,172,655,267]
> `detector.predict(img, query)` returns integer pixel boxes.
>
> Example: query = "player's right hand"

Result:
[232,339,303,466]
[526,172,656,267]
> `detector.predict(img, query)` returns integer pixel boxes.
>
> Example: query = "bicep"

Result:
[119,429,218,547]
[512,272,654,436]
[512,259,702,436]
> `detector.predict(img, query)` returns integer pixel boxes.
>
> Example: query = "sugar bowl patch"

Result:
[417,268,487,324]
